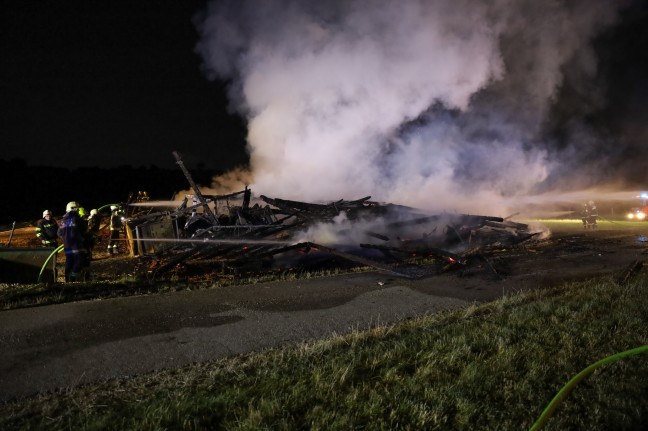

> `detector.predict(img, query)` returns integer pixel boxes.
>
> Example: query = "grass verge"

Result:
[0,266,357,311]
[1,273,647,430]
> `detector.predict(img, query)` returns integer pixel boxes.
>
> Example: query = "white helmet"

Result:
[110,205,118,211]
[90,209,98,216]
[43,210,52,217]
[66,201,80,212]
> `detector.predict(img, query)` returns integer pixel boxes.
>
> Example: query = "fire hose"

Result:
[36,203,121,283]
[595,215,627,226]
[530,344,648,431]
[36,204,124,283]
[37,244,64,283]
[98,203,120,213]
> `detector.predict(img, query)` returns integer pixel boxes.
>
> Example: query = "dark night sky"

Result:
[3,0,648,189]
[2,0,648,225]
[1,0,248,171]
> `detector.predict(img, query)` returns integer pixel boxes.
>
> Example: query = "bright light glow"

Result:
[628,213,635,219]
[641,193,648,199]
[637,212,646,220]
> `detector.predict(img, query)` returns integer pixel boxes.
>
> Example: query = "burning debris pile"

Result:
[123,154,541,281]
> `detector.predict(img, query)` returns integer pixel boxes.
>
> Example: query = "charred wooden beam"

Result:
[150,243,209,279]
[201,189,247,201]
[365,231,390,241]
[483,220,529,230]
[172,151,217,224]
[386,215,443,228]
[259,195,373,221]
[260,195,329,211]
[253,242,314,259]
[360,243,466,264]
[304,242,418,278]
[387,213,504,229]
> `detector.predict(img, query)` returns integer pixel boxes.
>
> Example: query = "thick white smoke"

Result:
[195,0,621,215]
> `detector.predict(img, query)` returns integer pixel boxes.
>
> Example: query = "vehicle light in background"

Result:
[627,211,646,220]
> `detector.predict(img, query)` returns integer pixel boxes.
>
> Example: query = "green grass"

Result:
[1,274,647,430]
[0,267,357,311]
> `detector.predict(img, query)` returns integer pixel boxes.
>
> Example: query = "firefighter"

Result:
[35,209,59,247]
[77,206,95,278]
[57,201,89,282]
[86,208,101,258]
[88,209,101,235]
[587,200,598,229]
[107,205,124,254]
[580,203,589,228]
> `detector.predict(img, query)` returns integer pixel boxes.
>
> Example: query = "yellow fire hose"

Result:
[37,244,64,283]
[98,203,120,213]
[530,344,648,430]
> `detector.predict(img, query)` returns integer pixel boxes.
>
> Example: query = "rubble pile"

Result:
[120,152,542,281]
[126,195,540,281]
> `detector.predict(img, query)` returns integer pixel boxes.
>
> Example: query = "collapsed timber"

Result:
[127,193,540,281]
[117,151,541,282]
[125,196,540,282]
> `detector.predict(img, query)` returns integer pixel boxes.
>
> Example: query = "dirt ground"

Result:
[1,222,648,401]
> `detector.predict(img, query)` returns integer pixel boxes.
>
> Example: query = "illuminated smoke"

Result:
[195,0,623,215]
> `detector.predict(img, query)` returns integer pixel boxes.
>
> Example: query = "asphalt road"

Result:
[1,227,645,402]
[0,273,472,402]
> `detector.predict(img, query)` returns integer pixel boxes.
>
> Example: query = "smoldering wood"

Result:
[132,192,541,281]
[126,154,542,281]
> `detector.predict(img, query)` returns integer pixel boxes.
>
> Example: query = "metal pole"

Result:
[6,221,16,247]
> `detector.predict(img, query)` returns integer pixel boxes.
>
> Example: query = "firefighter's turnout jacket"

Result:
[57,210,90,281]
[36,217,59,246]
[108,208,124,253]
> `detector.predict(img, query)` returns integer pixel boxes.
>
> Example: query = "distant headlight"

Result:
[628,213,635,219]
[637,212,646,220]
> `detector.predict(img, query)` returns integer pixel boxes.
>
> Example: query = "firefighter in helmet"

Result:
[35,209,59,247]
[107,205,124,254]
[86,208,101,258]
[580,200,599,229]
[88,209,101,235]
[587,200,598,228]
[57,201,90,282]
[580,203,589,228]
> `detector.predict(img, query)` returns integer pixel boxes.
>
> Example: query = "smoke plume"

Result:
[195,0,631,215]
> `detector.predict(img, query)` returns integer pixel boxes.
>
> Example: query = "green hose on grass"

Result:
[530,344,648,431]
[37,244,64,283]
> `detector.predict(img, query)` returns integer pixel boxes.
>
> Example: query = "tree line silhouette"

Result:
[0,158,218,228]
